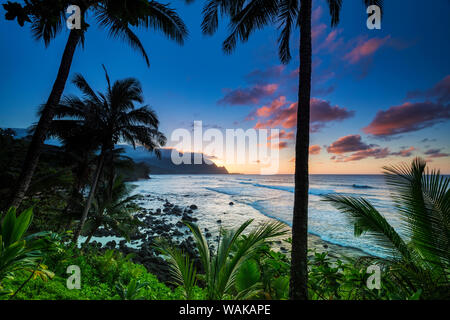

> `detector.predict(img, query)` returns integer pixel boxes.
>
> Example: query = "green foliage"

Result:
[323,158,450,299]
[83,176,142,244]
[158,219,287,300]
[116,279,149,300]
[0,207,55,295]
[1,244,196,300]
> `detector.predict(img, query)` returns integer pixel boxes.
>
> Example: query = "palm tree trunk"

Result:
[9,29,82,209]
[83,222,101,246]
[73,151,105,244]
[290,0,312,300]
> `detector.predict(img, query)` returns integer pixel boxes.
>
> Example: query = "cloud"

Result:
[344,36,391,64]
[268,141,289,150]
[391,146,415,157]
[310,98,355,123]
[421,138,437,143]
[314,29,344,54]
[363,101,450,137]
[245,66,285,84]
[309,145,321,155]
[406,75,450,104]
[218,84,278,106]
[268,129,295,140]
[334,147,391,162]
[328,136,418,162]
[312,24,327,42]
[424,148,450,158]
[312,5,323,24]
[326,134,375,154]
[252,97,354,132]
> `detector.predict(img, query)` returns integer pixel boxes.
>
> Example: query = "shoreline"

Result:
[87,195,371,283]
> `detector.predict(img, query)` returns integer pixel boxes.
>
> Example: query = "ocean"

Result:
[131,174,404,258]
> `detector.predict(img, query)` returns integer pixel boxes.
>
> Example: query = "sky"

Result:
[0,0,449,174]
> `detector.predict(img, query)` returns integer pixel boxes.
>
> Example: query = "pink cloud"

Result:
[218,84,278,106]
[406,75,450,104]
[424,148,450,158]
[391,147,415,157]
[344,35,391,64]
[252,98,354,132]
[327,134,375,154]
[363,101,450,137]
[309,145,321,155]
[334,148,391,162]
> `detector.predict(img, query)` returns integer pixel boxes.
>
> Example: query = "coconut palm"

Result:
[323,158,450,299]
[3,0,188,208]
[83,175,142,245]
[200,0,383,299]
[158,219,287,300]
[51,68,166,243]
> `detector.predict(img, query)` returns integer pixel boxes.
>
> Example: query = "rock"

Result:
[323,244,329,249]
[216,219,222,224]
[189,204,198,210]
[156,208,161,214]
[173,230,183,237]
[176,221,184,228]
[229,202,234,205]
[205,232,212,238]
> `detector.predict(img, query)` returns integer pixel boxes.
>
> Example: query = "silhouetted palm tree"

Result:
[200,0,383,299]
[3,0,188,208]
[52,67,166,243]
[83,175,142,245]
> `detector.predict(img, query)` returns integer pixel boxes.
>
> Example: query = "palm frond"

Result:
[323,194,412,261]
[277,0,299,64]
[143,1,189,45]
[325,0,342,27]
[223,0,278,54]
[383,158,450,270]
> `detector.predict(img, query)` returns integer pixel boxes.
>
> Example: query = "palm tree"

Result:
[323,158,449,299]
[158,219,287,300]
[3,0,188,208]
[83,175,142,245]
[200,0,383,299]
[52,67,166,243]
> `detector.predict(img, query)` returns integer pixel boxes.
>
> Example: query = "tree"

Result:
[51,68,166,243]
[323,158,450,299]
[3,0,188,208]
[158,219,287,300]
[200,0,383,299]
[83,175,142,245]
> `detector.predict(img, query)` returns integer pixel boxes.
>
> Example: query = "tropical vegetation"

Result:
[0,0,448,302]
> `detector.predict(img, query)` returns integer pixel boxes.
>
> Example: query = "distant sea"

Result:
[132,174,404,258]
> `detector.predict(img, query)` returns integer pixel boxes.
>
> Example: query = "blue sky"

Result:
[1,0,449,173]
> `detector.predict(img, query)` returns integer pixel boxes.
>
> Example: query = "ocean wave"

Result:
[205,187,242,196]
[248,201,386,258]
[351,184,374,189]
[238,182,334,195]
